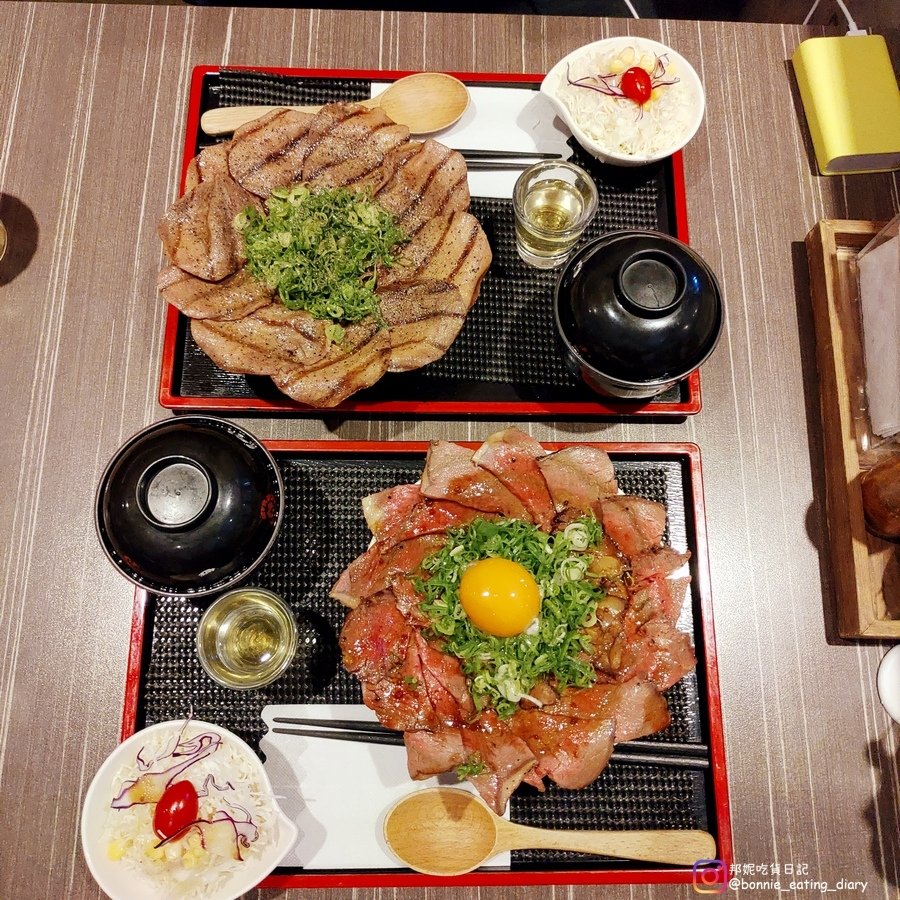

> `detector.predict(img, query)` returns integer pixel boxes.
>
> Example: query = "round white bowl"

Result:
[540,36,706,167]
[81,721,298,900]
[877,645,900,725]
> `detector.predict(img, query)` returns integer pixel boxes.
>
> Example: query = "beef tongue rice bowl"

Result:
[332,427,696,814]
[157,103,492,408]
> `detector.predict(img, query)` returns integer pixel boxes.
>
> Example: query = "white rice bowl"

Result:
[540,37,705,166]
[81,721,298,900]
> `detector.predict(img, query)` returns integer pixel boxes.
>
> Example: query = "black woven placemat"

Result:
[170,69,685,409]
[134,448,711,867]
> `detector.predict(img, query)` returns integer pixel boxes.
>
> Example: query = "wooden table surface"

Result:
[0,3,897,898]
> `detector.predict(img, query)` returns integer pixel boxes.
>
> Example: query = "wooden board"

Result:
[806,220,900,639]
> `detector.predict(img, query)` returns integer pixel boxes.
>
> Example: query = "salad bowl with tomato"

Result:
[81,720,297,900]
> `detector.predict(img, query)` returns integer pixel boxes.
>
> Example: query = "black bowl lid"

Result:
[554,231,723,385]
[95,416,283,596]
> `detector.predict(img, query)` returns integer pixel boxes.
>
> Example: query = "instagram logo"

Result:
[692,859,727,893]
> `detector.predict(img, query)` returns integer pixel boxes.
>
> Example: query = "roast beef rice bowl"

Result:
[157,102,492,408]
[332,427,695,814]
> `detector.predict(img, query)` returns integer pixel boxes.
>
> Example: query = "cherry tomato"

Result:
[153,780,199,840]
[620,66,652,105]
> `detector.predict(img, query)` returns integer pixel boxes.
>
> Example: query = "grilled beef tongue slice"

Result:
[272,323,390,408]
[157,265,273,322]
[190,306,327,375]
[158,174,262,282]
[228,108,315,198]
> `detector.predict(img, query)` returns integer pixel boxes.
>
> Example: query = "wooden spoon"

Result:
[200,72,470,137]
[383,787,717,876]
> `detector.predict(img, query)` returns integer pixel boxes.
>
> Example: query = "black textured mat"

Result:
[134,448,714,869]
[167,69,688,411]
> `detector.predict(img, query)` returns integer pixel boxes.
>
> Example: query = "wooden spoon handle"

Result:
[495,820,717,866]
[200,101,375,136]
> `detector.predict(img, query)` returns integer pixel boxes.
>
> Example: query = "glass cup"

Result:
[196,587,298,689]
[512,160,599,269]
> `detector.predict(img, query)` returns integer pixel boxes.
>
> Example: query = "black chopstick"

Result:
[459,149,563,160]
[464,160,545,171]
[272,726,405,746]
[270,717,709,769]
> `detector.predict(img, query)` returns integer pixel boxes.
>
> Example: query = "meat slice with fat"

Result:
[227,108,315,197]
[414,632,476,726]
[420,440,530,519]
[537,446,619,516]
[472,427,555,530]
[460,714,538,815]
[631,546,690,584]
[158,174,262,282]
[362,484,485,550]
[362,484,424,538]
[190,306,328,375]
[157,265,273,321]
[620,579,696,690]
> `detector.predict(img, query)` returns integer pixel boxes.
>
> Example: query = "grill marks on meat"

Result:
[378,280,469,372]
[331,431,698,813]
[159,103,491,408]
[158,174,262,281]
[228,108,315,197]
[376,211,492,372]
[272,322,390,408]
[302,106,410,191]
[157,265,273,321]
[374,140,470,236]
[190,306,328,375]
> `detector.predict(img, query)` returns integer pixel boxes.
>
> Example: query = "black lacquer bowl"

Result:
[96,416,283,596]
[554,230,723,399]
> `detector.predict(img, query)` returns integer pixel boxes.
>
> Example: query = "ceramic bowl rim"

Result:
[80,719,298,900]
[539,36,706,166]
[94,415,284,597]
[552,229,723,390]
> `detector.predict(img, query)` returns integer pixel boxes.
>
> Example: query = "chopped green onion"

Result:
[416,516,606,718]
[235,186,407,335]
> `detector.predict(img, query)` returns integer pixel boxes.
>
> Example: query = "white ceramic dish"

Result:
[81,720,298,900]
[877,645,900,724]
[540,36,705,166]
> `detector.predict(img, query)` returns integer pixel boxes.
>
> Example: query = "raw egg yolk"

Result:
[458,558,541,637]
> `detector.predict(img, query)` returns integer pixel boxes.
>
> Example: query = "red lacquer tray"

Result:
[119,440,730,888]
[157,65,701,419]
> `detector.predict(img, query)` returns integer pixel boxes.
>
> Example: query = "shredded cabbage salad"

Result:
[554,42,696,158]
[416,516,607,718]
[101,721,275,898]
[235,185,406,342]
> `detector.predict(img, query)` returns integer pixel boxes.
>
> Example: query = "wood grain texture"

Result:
[806,220,900,640]
[0,5,897,899]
